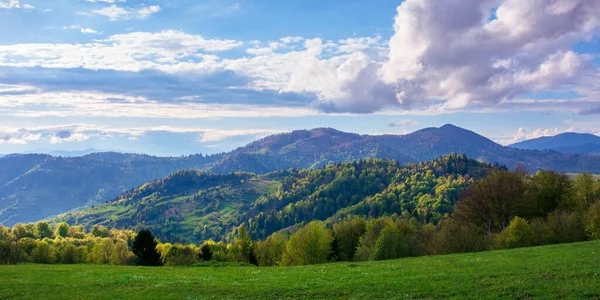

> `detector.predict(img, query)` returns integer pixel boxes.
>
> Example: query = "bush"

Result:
[281,221,332,266]
[435,219,489,254]
[494,217,532,250]
[255,232,286,266]
[585,201,600,240]
[547,211,586,243]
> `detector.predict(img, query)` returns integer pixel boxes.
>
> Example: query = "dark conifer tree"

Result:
[131,229,162,266]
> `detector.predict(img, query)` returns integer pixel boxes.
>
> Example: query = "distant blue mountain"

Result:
[22,148,116,157]
[509,132,600,154]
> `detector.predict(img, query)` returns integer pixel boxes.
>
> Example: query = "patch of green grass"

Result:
[1,241,599,299]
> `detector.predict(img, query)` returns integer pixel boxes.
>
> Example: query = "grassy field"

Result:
[1,241,599,299]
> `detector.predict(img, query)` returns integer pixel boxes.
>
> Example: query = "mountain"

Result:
[4,124,600,227]
[22,148,116,157]
[0,153,219,226]
[509,132,600,154]
[51,154,500,243]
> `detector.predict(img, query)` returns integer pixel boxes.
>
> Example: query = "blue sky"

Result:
[0,0,599,156]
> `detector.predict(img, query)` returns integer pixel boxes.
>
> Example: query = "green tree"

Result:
[35,222,54,239]
[435,218,489,254]
[131,229,162,266]
[585,201,600,240]
[573,173,599,211]
[454,171,526,234]
[230,226,256,265]
[31,241,56,264]
[494,217,533,249]
[255,232,287,266]
[527,170,572,215]
[281,221,332,266]
[333,217,366,261]
[54,222,70,239]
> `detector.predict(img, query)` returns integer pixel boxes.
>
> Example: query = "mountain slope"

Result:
[4,124,600,226]
[52,155,500,243]
[0,154,217,226]
[509,132,600,154]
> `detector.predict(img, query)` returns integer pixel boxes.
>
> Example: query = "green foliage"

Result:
[54,223,70,239]
[1,241,600,299]
[131,230,162,266]
[230,226,257,265]
[254,232,286,266]
[435,219,490,254]
[53,155,498,243]
[494,217,533,249]
[585,201,600,240]
[573,173,600,211]
[281,221,332,266]
[35,222,54,239]
[332,217,366,261]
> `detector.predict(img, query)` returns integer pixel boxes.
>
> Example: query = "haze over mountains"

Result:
[509,132,600,155]
[2,124,600,227]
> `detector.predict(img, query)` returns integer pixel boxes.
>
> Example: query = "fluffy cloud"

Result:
[0,0,33,9]
[1,0,599,115]
[0,30,242,72]
[62,25,99,34]
[89,4,161,20]
[499,126,600,145]
[0,88,321,119]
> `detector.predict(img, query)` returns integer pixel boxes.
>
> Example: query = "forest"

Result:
[52,154,499,243]
[1,160,599,267]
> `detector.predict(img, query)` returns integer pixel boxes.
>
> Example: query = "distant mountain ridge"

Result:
[509,132,600,154]
[3,124,600,226]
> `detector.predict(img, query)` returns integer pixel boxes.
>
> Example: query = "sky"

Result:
[0,0,599,156]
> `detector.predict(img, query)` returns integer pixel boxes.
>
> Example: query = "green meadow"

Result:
[1,240,599,299]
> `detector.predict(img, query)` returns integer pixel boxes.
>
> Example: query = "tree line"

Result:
[1,169,599,266]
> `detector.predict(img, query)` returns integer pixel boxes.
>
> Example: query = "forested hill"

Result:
[3,124,600,226]
[51,154,502,243]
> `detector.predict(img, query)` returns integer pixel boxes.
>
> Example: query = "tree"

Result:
[131,229,162,266]
[230,226,256,265]
[281,221,332,266]
[453,171,526,234]
[54,223,70,239]
[333,218,366,261]
[435,218,489,254]
[585,201,600,240]
[527,170,572,216]
[255,232,286,266]
[494,217,532,249]
[35,222,54,239]
[573,173,599,211]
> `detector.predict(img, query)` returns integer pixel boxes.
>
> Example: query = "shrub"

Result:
[494,217,532,249]
[281,221,332,266]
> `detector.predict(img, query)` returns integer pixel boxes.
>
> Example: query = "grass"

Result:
[1,241,599,299]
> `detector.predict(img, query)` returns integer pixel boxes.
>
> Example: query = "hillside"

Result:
[52,154,500,243]
[0,154,218,226]
[509,132,600,154]
[1,240,598,299]
[4,124,600,226]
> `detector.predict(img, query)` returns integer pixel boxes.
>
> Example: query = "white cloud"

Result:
[0,0,34,9]
[0,0,599,115]
[388,120,418,128]
[0,88,322,119]
[80,28,99,34]
[199,129,287,143]
[89,4,161,20]
[380,0,600,111]
[499,126,600,145]
[0,30,242,72]
[62,25,100,34]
